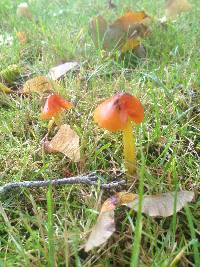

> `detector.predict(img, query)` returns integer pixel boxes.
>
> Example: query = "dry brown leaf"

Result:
[47,62,79,80]
[23,76,59,94]
[165,0,192,19]
[89,16,108,49]
[89,11,150,53]
[44,124,80,162]
[123,191,194,217]
[84,196,119,252]
[16,3,33,20]
[84,190,194,251]
[103,11,150,52]
[16,31,27,44]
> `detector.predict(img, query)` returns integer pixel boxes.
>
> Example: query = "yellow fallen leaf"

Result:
[16,2,33,20]
[44,124,80,162]
[16,31,27,44]
[23,76,59,94]
[111,11,150,31]
[117,192,138,205]
[165,0,192,19]
[0,82,13,94]
[121,39,140,53]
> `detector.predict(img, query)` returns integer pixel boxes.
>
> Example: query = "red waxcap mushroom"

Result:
[41,94,73,120]
[94,93,144,132]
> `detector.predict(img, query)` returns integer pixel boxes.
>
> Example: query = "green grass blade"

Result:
[130,144,145,267]
[184,205,200,266]
[47,185,55,267]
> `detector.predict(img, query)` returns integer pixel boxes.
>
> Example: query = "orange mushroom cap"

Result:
[94,93,144,132]
[41,94,73,119]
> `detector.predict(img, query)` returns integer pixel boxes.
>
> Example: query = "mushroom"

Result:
[41,94,73,131]
[94,93,144,176]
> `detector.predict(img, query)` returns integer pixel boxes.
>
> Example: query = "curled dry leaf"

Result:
[110,11,150,34]
[121,191,194,217]
[89,11,150,53]
[23,76,60,94]
[16,31,27,44]
[16,2,33,20]
[84,196,119,252]
[165,0,192,19]
[103,11,151,52]
[44,124,80,162]
[47,62,79,80]
[85,191,194,251]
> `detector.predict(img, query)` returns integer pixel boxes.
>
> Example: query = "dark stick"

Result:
[0,173,125,195]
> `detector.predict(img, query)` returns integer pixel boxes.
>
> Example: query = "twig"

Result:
[87,180,126,189]
[0,173,125,195]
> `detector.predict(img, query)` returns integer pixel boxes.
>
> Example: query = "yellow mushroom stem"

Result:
[47,112,63,133]
[122,119,136,175]
[54,112,63,126]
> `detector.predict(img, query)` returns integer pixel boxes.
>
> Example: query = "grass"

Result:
[0,0,200,266]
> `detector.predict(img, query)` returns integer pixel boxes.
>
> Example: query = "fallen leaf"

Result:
[103,11,150,52]
[0,64,21,84]
[165,0,192,19]
[89,16,108,49]
[23,76,59,94]
[16,31,27,44]
[122,191,194,217]
[47,62,79,80]
[121,39,140,53]
[84,190,194,251]
[44,124,80,162]
[112,11,150,31]
[0,82,13,94]
[16,2,33,20]
[84,196,119,252]
[117,192,138,205]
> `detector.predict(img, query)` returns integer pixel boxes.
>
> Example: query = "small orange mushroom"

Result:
[41,94,73,131]
[94,93,144,175]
